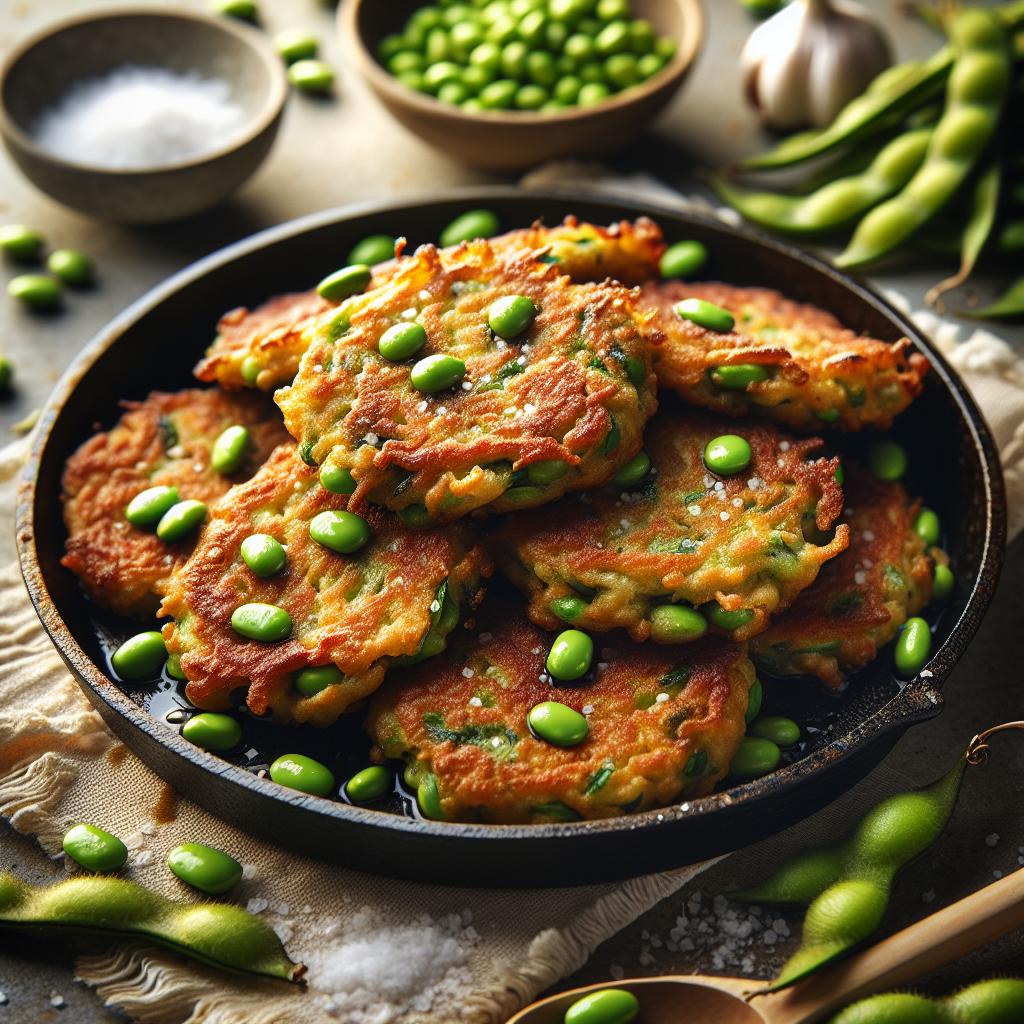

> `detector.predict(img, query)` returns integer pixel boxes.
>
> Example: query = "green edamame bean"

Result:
[526,459,568,485]
[8,274,61,309]
[744,678,763,725]
[345,766,391,803]
[0,357,11,390]
[564,33,595,62]
[231,603,292,643]
[750,716,800,747]
[156,500,207,543]
[62,824,128,872]
[636,52,664,79]
[595,21,629,56]
[379,321,427,360]
[659,240,707,278]
[479,78,518,107]
[894,616,931,676]
[554,75,582,104]
[213,0,257,18]
[439,81,470,103]
[932,563,954,601]
[320,462,357,495]
[597,0,629,20]
[866,440,907,481]
[740,0,784,17]
[706,603,755,631]
[426,28,452,64]
[287,59,334,93]
[125,485,179,528]
[182,713,242,752]
[417,773,445,819]
[47,249,93,286]
[527,51,557,87]
[704,434,752,476]
[710,364,769,390]
[675,297,735,332]
[913,507,940,544]
[528,700,589,747]
[831,983,1020,1024]
[550,595,587,622]
[211,424,250,474]
[348,234,395,266]
[649,604,707,644]
[269,753,335,796]
[564,987,640,1024]
[488,294,537,337]
[604,53,637,88]
[390,51,425,75]
[111,631,166,681]
[440,209,500,246]
[516,84,548,109]
[424,61,464,92]
[470,41,502,74]
[240,356,262,387]
[577,82,610,106]
[317,263,371,302]
[628,18,655,54]
[546,629,593,680]
[240,534,286,578]
[730,736,781,777]
[167,843,242,895]
[613,451,651,488]
[0,224,43,260]
[274,28,318,62]
[309,510,371,554]
[501,39,528,77]
[166,654,187,681]
[294,664,344,696]
[411,353,466,393]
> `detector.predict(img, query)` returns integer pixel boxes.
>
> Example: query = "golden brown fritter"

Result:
[61,389,289,616]
[495,409,849,643]
[640,281,928,432]
[367,595,755,823]
[159,446,491,726]
[275,238,657,524]
[751,466,938,688]
[193,218,664,394]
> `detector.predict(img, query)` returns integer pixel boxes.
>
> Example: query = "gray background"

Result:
[1,0,1021,1019]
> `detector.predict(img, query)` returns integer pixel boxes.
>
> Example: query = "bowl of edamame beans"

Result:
[18,189,1004,886]
[341,0,704,170]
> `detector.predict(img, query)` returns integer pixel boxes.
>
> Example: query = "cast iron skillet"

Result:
[16,188,1006,888]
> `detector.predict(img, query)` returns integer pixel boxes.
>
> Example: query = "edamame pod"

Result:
[831,977,1024,1023]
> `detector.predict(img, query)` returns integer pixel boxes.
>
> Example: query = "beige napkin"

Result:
[2,182,1022,1024]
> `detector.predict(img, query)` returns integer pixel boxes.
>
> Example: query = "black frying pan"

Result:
[15,188,1006,887]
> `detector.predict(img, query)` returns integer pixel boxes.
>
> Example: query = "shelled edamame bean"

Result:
[376,0,678,114]
[167,842,242,895]
[62,824,128,872]
[564,987,640,1024]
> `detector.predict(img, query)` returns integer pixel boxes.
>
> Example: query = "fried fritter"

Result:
[367,594,755,823]
[495,410,849,643]
[159,445,491,726]
[640,281,928,432]
[193,217,663,393]
[275,238,657,524]
[61,389,289,616]
[751,465,938,688]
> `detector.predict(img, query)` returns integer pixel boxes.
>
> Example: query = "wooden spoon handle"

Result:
[759,868,1024,1024]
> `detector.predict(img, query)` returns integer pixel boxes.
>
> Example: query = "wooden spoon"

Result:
[510,867,1024,1024]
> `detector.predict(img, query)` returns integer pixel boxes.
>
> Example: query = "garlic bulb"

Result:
[741,0,893,130]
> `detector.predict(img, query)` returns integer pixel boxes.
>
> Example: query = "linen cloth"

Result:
[1,177,1022,1024]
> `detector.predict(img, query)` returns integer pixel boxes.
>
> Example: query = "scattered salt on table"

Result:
[34,66,246,170]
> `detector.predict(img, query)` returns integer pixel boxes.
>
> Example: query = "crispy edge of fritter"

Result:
[60,389,289,616]
[367,607,754,823]
[640,281,929,432]
[275,239,658,522]
[159,444,492,720]
[751,467,938,688]
[495,410,849,643]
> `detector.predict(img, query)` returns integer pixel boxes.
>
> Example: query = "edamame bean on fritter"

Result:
[61,390,288,615]
[367,592,755,823]
[751,465,943,688]
[275,236,656,523]
[159,446,490,725]
[639,281,928,432]
[495,410,848,644]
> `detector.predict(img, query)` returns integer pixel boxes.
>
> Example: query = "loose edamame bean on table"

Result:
[309,509,371,554]
[212,0,258,19]
[528,700,589,747]
[269,753,336,796]
[8,274,61,310]
[156,499,207,543]
[62,824,128,873]
[564,987,640,1024]
[546,628,593,680]
[294,664,344,696]
[210,424,250,475]
[47,248,93,286]
[167,842,242,895]
[287,59,335,94]
[231,602,292,643]
[0,224,43,260]
[125,485,179,528]
[240,533,287,578]
[182,712,242,752]
[111,631,166,681]
[345,765,392,803]
[274,28,318,63]
[0,871,301,980]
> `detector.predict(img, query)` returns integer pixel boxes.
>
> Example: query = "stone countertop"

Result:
[1,0,1021,1019]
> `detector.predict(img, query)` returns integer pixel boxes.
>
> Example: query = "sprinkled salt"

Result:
[247,897,269,914]
[986,833,1000,847]
[688,504,702,516]
[655,692,670,703]
[479,631,493,643]
[35,67,246,170]
[468,696,483,707]
[719,511,730,522]
[779,441,790,452]
[582,704,594,715]
[49,993,66,1009]
[461,667,475,679]
[854,570,867,585]
[0,991,7,1004]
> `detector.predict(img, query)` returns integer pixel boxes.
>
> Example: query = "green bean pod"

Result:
[829,977,1024,1023]
[714,128,932,234]
[967,273,1024,319]
[733,757,965,990]
[0,871,302,982]
[837,9,1011,268]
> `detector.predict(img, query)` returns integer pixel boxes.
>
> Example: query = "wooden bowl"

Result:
[340,0,704,171]
[0,7,288,224]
